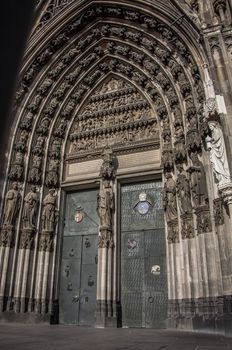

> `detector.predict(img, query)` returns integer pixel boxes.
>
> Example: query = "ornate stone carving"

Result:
[0,227,14,247]
[99,147,116,180]
[161,149,174,173]
[181,214,195,239]
[22,186,39,230]
[19,229,34,250]
[15,130,29,152]
[37,117,50,136]
[45,158,60,188]
[213,198,224,226]
[8,152,24,182]
[97,148,116,248]
[50,138,62,159]
[176,164,192,214]
[2,182,21,228]
[41,189,57,233]
[206,121,231,187]
[97,180,114,229]
[38,232,54,252]
[28,154,42,185]
[189,152,208,207]
[195,206,212,234]
[33,136,45,156]
[163,173,178,222]
[20,112,34,131]
[167,219,179,244]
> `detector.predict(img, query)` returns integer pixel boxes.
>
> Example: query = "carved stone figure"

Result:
[206,122,231,186]
[189,152,208,207]
[28,154,42,184]
[22,186,39,230]
[163,173,178,222]
[15,130,28,152]
[99,147,116,180]
[20,112,33,131]
[50,138,62,159]
[2,182,21,228]
[176,164,192,214]
[46,158,60,187]
[41,189,57,233]
[97,180,114,229]
[37,117,50,135]
[33,136,45,155]
[9,152,24,181]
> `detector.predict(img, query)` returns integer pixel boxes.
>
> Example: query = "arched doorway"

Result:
[0,0,231,333]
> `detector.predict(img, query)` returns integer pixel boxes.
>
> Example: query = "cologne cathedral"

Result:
[0,0,232,336]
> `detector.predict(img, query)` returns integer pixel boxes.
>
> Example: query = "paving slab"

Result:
[0,324,232,350]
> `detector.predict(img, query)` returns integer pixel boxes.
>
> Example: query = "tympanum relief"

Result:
[69,78,158,158]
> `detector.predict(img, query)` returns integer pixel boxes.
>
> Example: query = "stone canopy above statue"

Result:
[68,77,159,159]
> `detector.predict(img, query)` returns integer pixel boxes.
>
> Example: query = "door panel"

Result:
[79,234,98,326]
[121,181,167,328]
[59,189,98,325]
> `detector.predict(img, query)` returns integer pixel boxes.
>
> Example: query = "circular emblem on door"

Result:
[134,192,152,215]
[74,206,84,223]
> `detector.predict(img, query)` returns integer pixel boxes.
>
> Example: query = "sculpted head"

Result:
[31,185,36,193]
[12,182,18,190]
[208,121,217,131]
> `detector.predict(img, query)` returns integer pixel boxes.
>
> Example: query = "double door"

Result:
[121,181,167,328]
[59,189,99,325]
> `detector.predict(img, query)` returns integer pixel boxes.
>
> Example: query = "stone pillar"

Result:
[95,147,117,327]
[34,189,57,315]
[0,227,14,311]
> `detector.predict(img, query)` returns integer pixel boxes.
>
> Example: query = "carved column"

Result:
[13,185,38,313]
[0,182,21,311]
[34,189,57,314]
[95,147,116,327]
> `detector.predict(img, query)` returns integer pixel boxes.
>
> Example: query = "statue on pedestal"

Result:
[41,189,57,233]
[22,185,39,230]
[206,121,231,186]
[2,182,21,228]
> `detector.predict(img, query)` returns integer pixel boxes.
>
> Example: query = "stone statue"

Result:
[99,147,116,180]
[189,152,208,207]
[97,180,114,229]
[176,164,192,214]
[206,121,231,186]
[41,189,57,233]
[2,182,21,228]
[22,186,38,230]
[163,173,178,222]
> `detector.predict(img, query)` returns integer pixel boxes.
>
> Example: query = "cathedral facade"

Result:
[0,0,232,334]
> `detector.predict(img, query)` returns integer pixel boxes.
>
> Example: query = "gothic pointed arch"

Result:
[1,0,232,333]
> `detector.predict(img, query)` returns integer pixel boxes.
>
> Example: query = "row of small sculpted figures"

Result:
[69,124,157,153]
[90,86,136,101]
[72,108,152,132]
[83,92,142,113]
[78,100,149,119]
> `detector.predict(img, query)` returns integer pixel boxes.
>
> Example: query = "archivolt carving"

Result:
[0,1,215,317]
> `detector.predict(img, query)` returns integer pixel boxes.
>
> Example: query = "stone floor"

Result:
[1,324,232,350]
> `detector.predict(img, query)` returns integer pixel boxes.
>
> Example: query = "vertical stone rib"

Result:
[0,247,9,309]
[20,248,31,312]
[41,250,50,314]
[35,249,45,312]
[14,249,25,312]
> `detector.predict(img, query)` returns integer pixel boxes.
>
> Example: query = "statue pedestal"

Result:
[219,182,232,209]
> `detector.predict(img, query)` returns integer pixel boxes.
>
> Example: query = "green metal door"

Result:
[121,181,167,328]
[59,189,99,325]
